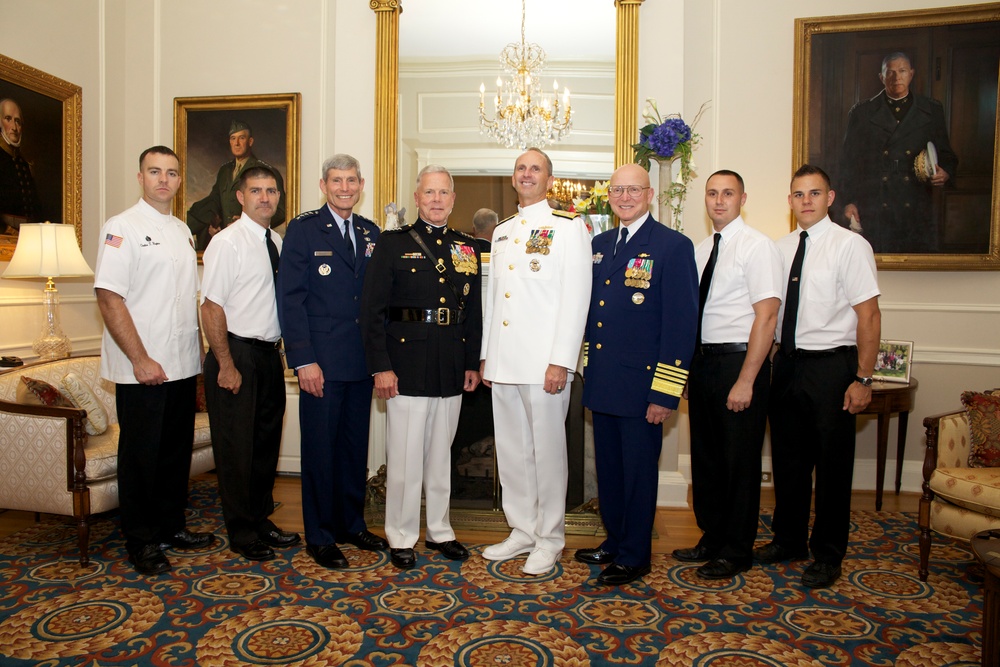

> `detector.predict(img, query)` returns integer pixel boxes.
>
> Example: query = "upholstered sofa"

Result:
[919,404,1000,581]
[0,355,215,566]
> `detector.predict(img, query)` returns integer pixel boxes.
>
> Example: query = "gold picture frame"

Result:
[793,4,1000,270]
[0,53,82,261]
[172,93,300,250]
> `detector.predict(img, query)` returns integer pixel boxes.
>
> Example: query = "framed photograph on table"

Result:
[173,93,300,253]
[0,53,82,261]
[792,4,1000,270]
[874,340,913,384]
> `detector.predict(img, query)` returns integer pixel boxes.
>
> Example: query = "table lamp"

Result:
[2,222,94,360]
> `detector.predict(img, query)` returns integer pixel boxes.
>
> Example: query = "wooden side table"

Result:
[971,530,1000,666]
[861,378,918,510]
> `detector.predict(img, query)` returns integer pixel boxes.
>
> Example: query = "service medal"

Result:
[529,259,541,272]
[632,292,645,304]
[525,228,554,255]
[366,242,375,257]
[318,263,331,276]
[451,243,478,275]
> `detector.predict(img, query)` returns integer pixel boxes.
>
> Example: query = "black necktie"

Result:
[614,227,629,258]
[265,228,279,282]
[781,230,809,353]
[696,233,721,344]
[343,219,355,263]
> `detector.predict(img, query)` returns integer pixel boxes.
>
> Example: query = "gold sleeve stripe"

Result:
[651,377,685,397]
[654,364,688,380]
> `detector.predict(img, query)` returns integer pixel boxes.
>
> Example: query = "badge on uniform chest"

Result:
[624,255,653,289]
[365,241,375,257]
[593,252,604,264]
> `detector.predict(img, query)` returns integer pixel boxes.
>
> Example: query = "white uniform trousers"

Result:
[384,394,461,549]
[491,382,571,552]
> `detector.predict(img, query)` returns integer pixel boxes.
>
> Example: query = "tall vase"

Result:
[655,157,674,229]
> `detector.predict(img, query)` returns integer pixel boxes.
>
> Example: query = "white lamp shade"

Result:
[2,222,94,279]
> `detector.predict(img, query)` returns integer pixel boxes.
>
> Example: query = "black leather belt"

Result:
[698,343,748,355]
[227,332,281,349]
[781,344,856,358]
[389,307,466,326]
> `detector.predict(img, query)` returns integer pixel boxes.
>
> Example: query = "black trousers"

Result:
[116,376,196,556]
[688,350,769,562]
[768,347,857,565]
[204,340,286,547]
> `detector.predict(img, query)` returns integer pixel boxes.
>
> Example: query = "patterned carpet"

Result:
[0,480,985,666]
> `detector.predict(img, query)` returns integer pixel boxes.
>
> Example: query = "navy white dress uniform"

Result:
[583,213,698,570]
[201,212,286,553]
[360,220,482,551]
[688,216,782,566]
[276,205,379,550]
[481,200,592,565]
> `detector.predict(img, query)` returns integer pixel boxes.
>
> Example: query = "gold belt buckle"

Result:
[436,307,450,325]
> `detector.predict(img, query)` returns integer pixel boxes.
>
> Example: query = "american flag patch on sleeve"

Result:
[105,234,123,248]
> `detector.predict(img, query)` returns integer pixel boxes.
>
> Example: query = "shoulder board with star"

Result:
[290,208,322,224]
[451,229,475,240]
[499,213,516,224]
[553,210,580,220]
[383,223,415,235]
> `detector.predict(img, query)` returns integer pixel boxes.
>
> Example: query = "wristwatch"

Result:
[855,375,874,387]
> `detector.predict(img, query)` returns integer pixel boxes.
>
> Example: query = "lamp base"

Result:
[34,282,71,361]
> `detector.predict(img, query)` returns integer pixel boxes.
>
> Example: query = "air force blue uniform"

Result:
[583,216,698,568]
[277,206,379,548]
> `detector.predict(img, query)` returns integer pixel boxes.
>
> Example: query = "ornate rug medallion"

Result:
[0,586,162,661]
[417,619,590,666]
[196,605,363,666]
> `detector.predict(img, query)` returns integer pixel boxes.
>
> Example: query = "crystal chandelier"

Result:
[478,0,572,150]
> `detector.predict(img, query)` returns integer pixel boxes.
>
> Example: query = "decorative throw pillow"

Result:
[962,390,1000,468]
[18,376,73,408]
[60,372,109,436]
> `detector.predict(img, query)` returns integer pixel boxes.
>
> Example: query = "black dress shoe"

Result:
[128,544,171,575]
[752,541,809,564]
[390,548,416,569]
[597,562,651,586]
[801,561,842,589]
[575,547,616,565]
[672,544,717,562]
[232,540,276,561]
[160,529,216,551]
[696,558,752,580]
[260,529,301,548]
[307,544,349,569]
[424,540,470,560]
[344,530,389,551]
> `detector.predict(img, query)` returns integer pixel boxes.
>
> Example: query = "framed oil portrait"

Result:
[0,53,82,261]
[173,93,300,252]
[874,339,913,384]
[793,4,1000,270]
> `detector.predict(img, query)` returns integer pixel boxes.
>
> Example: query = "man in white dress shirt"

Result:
[754,164,881,589]
[480,148,592,575]
[201,165,300,562]
[673,170,782,580]
[95,146,215,575]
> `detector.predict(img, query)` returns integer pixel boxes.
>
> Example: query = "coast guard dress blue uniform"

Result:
[583,215,698,569]
[277,206,379,549]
